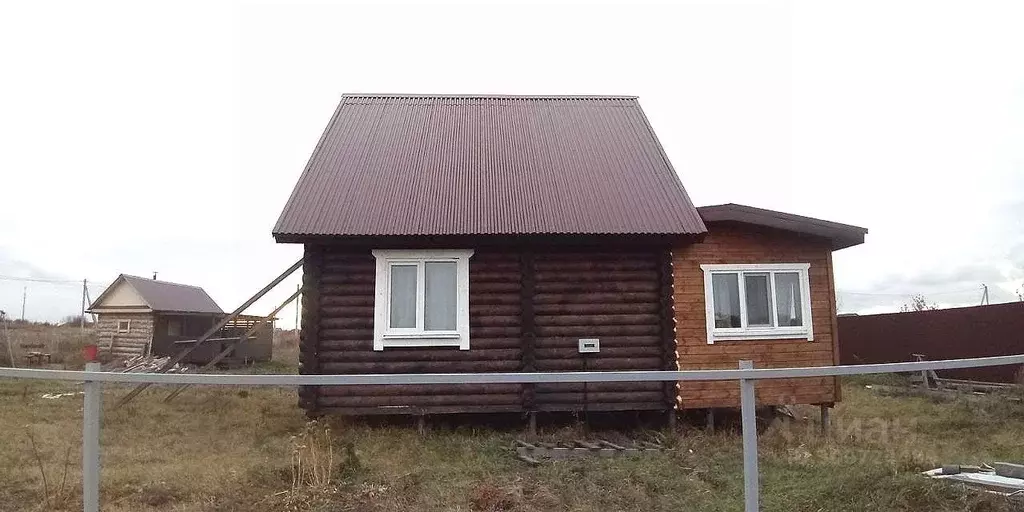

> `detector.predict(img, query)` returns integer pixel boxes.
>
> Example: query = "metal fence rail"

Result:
[2,353,1023,512]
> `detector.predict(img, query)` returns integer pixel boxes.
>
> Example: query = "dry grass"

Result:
[1,347,1022,511]
[0,324,97,368]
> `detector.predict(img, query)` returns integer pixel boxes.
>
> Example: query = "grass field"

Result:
[1,338,1022,511]
[0,324,96,368]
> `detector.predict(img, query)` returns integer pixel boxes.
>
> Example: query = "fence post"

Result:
[739,359,759,512]
[83,362,102,512]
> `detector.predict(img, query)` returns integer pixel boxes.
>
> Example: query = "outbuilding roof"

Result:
[88,275,224,314]
[273,94,706,240]
[697,203,868,250]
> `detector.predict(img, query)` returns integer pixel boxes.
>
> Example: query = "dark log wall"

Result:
[532,251,671,412]
[300,243,675,416]
[150,314,272,365]
[307,247,523,415]
[151,314,217,358]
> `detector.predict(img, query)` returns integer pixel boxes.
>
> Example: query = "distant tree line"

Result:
[901,294,938,312]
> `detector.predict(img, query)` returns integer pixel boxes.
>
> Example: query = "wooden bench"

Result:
[20,342,52,366]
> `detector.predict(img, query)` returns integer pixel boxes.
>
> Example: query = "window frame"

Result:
[116,320,131,334]
[371,249,473,351]
[167,318,182,337]
[700,263,813,344]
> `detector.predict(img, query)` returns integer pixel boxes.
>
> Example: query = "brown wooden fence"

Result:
[838,302,1024,383]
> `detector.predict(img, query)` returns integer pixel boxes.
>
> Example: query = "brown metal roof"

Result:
[273,94,706,240]
[88,274,224,314]
[697,203,868,250]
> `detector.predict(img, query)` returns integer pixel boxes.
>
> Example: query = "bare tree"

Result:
[900,294,938,312]
[60,315,92,327]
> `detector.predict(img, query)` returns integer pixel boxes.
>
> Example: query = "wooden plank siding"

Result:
[673,223,840,409]
[300,243,676,416]
[96,313,154,358]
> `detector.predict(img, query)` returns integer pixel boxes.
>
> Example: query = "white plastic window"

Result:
[372,250,473,350]
[701,264,813,344]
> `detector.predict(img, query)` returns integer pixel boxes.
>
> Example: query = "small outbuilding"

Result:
[87,274,272,364]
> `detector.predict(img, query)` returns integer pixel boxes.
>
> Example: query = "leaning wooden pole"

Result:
[115,259,302,407]
[162,287,302,402]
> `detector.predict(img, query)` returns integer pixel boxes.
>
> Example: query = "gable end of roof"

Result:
[273,94,707,239]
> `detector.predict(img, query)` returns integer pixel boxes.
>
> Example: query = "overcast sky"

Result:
[1,0,1022,326]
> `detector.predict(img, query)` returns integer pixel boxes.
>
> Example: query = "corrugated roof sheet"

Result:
[273,94,706,239]
[89,275,224,314]
[698,203,868,250]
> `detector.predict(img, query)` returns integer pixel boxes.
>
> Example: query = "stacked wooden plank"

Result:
[111,355,190,374]
[514,439,667,464]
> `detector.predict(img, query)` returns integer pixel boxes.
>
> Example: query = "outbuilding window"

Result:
[117,320,131,334]
[700,263,813,344]
[372,249,473,351]
[167,319,182,337]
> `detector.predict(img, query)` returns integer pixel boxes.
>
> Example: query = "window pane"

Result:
[711,273,741,328]
[775,272,804,327]
[744,273,772,326]
[389,264,417,328]
[424,262,457,331]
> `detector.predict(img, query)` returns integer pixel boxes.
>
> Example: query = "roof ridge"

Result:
[341,93,638,100]
[121,274,205,290]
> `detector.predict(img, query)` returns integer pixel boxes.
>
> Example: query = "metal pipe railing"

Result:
[1,353,1022,512]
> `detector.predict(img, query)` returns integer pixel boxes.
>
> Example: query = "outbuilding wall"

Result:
[151,314,274,365]
[96,313,154,359]
[151,314,218,357]
[299,240,676,416]
[673,222,840,408]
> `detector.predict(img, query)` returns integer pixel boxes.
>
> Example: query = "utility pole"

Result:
[81,279,87,330]
[21,286,26,322]
[1,310,14,368]
[85,285,96,323]
[981,284,989,306]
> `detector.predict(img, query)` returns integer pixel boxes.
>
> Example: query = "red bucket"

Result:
[83,344,98,362]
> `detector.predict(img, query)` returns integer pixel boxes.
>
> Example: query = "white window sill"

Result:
[376,333,467,350]
[709,329,813,344]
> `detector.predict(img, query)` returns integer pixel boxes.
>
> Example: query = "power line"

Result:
[838,288,982,297]
[0,275,108,287]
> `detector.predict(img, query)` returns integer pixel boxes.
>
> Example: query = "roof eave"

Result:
[698,203,868,251]
[273,231,704,246]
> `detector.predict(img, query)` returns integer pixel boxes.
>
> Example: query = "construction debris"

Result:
[514,438,667,464]
[994,462,1024,480]
[108,355,191,374]
[41,392,84,400]
[925,463,1024,498]
[911,354,1023,396]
